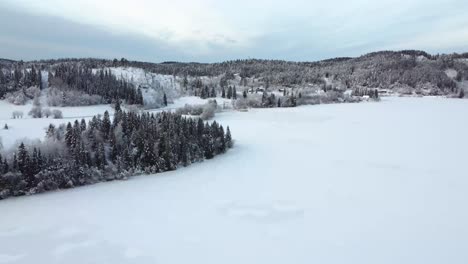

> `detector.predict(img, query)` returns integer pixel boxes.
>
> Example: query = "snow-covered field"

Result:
[0,101,114,149]
[1,97,468,264]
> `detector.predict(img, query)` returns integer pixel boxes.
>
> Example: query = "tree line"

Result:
[0,105,233,199]
[53,65,144,105]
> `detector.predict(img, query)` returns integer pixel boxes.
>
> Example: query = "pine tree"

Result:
[243,90,247,99]
[200,86,206,99]
[183,76,189,90]
[218,125,226,153]
[163,93,168,106]
[96,143,106,169]
[3,124,8,130]
[277,98,281,107]
[80,119,87,131]
[227,86,233,99]
[65,122,74,148]
[110,133,119,163]
[222,87,226,98]
[211,87,216,98]
[203,124,215,160]
[160,136,175,171]
[141,142,157,169]
[137,88,144,105]
[102,111,111,140]
[17,142,30,176]
[225,126,232,148]
[31,148,41,176]
[115,99,122,112]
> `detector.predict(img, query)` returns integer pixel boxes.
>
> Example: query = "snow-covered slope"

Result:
[105,67,182,108]
[1,97,467,264]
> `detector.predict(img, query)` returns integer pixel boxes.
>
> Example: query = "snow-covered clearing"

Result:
[1,97,468,264]
[0,101,114,150]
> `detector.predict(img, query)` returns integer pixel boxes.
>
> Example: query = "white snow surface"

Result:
[1,97,468,263]
[445,68,458,79]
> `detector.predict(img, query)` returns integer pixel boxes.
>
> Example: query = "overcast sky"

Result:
[1,0,468,62]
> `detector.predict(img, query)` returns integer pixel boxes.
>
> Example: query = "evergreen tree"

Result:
[65,122,74,148]
[80,119,87,131]
[141,142,157,169]
[38,69,43,90]
[163,93,168,106]
[227,86,233,99]
[211,87,216,98]
[96,143,106,169]
[17,142,30,177]
[102,111,111,140]
[115,99,122,112]
[225,126,233,148]
[183,75,188,90]
[137,88,144,105]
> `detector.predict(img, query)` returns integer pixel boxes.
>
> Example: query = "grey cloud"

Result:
[1,1,468,63]
[0,5,191,62]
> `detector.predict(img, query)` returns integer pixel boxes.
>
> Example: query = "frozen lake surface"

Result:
[0,97,467,264]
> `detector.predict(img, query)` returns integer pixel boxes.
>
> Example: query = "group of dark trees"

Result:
[53,65,144,105]
[0,106,233,199]
[199,86,217,99]
[1,62,144,105]
[221,86,237,99]
[0,65,43,98]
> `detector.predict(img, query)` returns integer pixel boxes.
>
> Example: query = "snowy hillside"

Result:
[104,67,182,108]
[1,97,467,264]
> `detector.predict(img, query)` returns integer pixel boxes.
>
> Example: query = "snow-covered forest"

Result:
[0,101,232,199]
[1,50,467,112]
